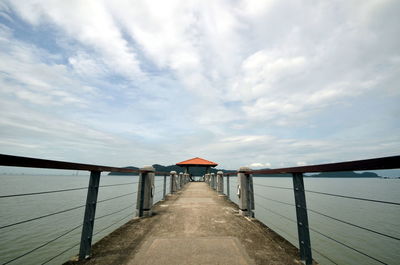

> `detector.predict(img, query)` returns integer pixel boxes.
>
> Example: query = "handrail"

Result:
[223,155,400,175]
[0,154,171,175]
[0,154,139,173]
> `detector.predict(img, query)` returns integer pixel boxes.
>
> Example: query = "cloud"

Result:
[0,0,399,171]
[5,0,144,79]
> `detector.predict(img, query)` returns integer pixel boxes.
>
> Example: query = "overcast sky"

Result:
[0,0,399,172]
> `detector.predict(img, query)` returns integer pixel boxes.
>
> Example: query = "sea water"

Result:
[1,174,399,265]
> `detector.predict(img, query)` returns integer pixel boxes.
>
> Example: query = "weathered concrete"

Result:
[69,183,315,265]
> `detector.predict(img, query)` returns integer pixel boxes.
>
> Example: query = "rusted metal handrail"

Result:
[224,155,400,265]
[223,155,400,176]
[0,154,139,173]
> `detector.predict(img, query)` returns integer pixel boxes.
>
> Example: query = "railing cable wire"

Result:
[1,192,137,230]
[0,204,86,230]
[253,183,293,191]
[254,193,295,207]
[0,187,88,198]
[40,209,136,265]
[308,226,388,265]
[99,182,138,188]
[2,223,82,265]
[93,212,134,237]
[305,207,400,241]
[95,204,135,221]
[41,241,80,265]
[97,191,137,204]
[0,182,138,199]
[255,202,296,224]
[305,190,400,206]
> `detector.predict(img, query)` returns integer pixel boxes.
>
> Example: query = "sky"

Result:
[0,0,399,173]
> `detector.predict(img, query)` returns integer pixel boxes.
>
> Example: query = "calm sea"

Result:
[0,174,399,265]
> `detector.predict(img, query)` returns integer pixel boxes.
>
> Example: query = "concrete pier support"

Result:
[237,167,254,217]
[179,172,184,189]
[170,171,177,193]
[210,173,216,190]
[184,173,189,184]
[137,166,155,217]
[217,171,224,194]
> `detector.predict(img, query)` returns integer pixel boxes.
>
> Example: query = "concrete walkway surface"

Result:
[69,182,309,265]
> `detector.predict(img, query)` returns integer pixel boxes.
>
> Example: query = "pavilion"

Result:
[176,157,218,182]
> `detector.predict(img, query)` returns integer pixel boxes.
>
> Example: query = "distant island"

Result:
[108,165,382,178]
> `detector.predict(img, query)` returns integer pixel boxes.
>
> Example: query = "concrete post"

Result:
[205,174,209,184]
[217,171,224,194]
[227,174,230,197]
[137,166,155,217]
[170,171,177,193]
[211,173,216,190]
[184,173,189,184]
[237,167,254,217]
[179,172,184,189]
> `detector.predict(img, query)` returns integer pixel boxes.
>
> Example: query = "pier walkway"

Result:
[74,182,302,265]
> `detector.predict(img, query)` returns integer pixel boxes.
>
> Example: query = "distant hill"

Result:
[109,166,380,178]
[306,171,380,178]
[108,166,139,175]
[108,165,235,176]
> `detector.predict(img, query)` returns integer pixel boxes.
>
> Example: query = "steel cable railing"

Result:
[0,181,138,199]
[254,193,295,207]
[253,189,395,265]
[0,203,86,230]
[254,202,339,265]
[305,189,400,206]
[99,181,138,188]
[253,183,400,241]
[2,203,137,265]
[307,226,388,265]
[253,183,293,191]
[253,182,400,206]
[2,223,83,265]
[97,191,137,204]
[40,241,81,265]
[93,212,134,238]
[0,191,137,230]
[304,207,400,241]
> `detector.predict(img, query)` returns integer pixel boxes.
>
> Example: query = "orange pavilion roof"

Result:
[176,157,218,167]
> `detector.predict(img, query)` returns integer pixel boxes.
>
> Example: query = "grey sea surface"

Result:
[227,176,400,265]
[1,174,399,265]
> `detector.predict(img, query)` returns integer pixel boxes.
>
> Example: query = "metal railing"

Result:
[223,155,400,265]
[0,154,169,264]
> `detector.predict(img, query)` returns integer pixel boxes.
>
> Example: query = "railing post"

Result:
[217,171,224,194]
[179,172,183,189]
[79,170,101,260]
[184,173,188,185]
[237,167,254,217]
[170,171,177,193]
[227,174,230,197]
[163,173,167,199]
[136,166,155,217]
[210,173,216,190]
[292,173,312,265]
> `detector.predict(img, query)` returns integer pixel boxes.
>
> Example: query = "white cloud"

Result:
[5,0,144,79]
[0,0,399,170]
[249,162,272,168]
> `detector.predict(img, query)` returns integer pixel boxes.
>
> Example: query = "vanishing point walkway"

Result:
[72,182,304,265]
